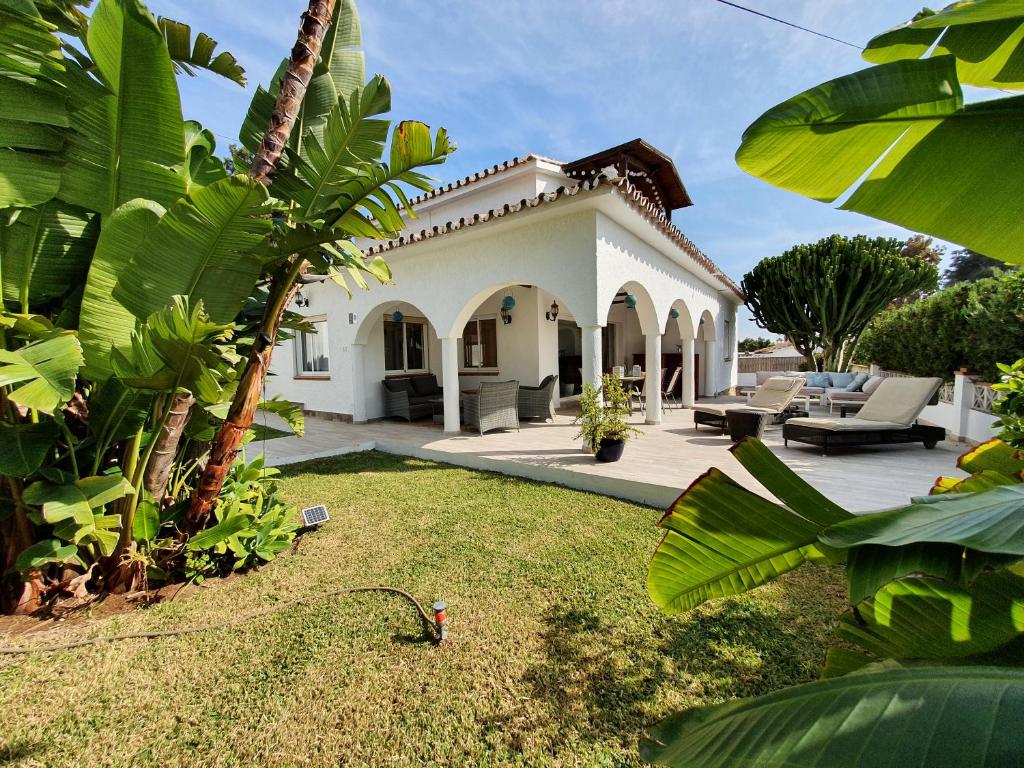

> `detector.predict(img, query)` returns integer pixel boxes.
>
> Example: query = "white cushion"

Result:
[787,417,908,432]
[748,376,804,410]
[858,377,942,425]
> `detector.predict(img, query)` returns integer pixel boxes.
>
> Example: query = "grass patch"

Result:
[0,451,846,767]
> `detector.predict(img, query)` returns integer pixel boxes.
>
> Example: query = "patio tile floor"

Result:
[260,398,968,514]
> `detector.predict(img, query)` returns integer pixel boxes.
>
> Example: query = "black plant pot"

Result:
[596,438,625,463]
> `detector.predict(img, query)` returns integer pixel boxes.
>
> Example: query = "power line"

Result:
[714,0,861,50]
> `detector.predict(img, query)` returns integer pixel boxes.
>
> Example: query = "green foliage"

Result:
[944,248,1013,285]
[645,434,1024,765]
[641,665,1024,767]
[186,455,298,572]
[737,336,772,353]
[992,359,1024,448]
[573,374,641,452]
[743,234,938,371]
[857,271,1024,381]
[735,1,1024,266]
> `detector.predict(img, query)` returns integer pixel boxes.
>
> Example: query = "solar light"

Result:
[301,504,329,527]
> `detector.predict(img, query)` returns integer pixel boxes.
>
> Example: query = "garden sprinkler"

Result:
[433,601,448,643]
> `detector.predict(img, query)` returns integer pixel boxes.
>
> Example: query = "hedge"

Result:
[856,272,1024,382]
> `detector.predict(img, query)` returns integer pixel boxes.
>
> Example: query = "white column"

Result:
[951,368,973,441]
[681,337,695,407]
[580,324,603,393]
[350,343,367,423]
[441,336,461,433]
[644,332,662,424]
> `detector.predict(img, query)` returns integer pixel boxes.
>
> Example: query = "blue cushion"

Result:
[845,372,870,392]
[806,372,830,388]
[829,371,855,388]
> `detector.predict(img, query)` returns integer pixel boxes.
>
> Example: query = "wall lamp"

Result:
[294,290,310,308]
[500,295,515,325]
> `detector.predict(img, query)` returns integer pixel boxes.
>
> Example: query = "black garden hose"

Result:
[0,586,440,655]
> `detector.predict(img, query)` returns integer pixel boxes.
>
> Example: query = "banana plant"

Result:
[643,437,1024,765]
[735,0,1024,266]
[185,0,454,532]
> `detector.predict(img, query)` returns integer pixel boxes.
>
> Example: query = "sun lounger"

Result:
[783,376,944,455]
[693,376,804,433]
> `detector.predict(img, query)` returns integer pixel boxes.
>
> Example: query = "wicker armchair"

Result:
[463,380,520,435]
[382,379,434,421]
[518,375,558,421]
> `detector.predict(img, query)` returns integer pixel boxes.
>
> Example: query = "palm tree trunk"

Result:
[183,0,337,533]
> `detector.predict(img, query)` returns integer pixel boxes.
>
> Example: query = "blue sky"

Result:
[156,0,948,339]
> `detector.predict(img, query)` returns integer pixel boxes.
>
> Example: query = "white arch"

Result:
[354,299,442,345]
[665,298,697,339]
[444,282,584,340]
[698,309,717,341]
[602,280,659,336]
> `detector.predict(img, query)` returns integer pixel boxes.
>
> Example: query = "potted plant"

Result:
[574,374,641,462]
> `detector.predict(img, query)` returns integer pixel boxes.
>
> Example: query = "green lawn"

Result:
[0,452,846,767]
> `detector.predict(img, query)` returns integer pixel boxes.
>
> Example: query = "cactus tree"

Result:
[743,234,938,372]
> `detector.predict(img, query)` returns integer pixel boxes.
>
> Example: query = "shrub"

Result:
[857,272,1024,381]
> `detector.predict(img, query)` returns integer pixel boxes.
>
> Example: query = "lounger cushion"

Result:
[694,404,777,417]
[858,377,942,425]
[786,417,908,431]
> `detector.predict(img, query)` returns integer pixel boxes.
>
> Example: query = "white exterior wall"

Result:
[265,164,741,418]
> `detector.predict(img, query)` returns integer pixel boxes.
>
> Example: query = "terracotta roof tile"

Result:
[367,172,743,300]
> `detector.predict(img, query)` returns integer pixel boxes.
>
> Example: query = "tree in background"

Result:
[892,234,944,307]
[738,337,773,353]
[944,248,1010,285]
[742,234,938,372]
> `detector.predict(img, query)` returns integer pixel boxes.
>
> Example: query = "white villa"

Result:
[265,139,742,433]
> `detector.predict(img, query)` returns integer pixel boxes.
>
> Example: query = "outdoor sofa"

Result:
[382,374,443,421]
[464,380,520,435]
[694,376,805,433]
[740,369,883,408]
[518,375,558,421]
[783,376,944,455]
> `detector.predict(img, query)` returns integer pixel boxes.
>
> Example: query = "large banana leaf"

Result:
[110,296,234,404]
[0,4,69,207]
[837,566,1024,663]
[0,420,59,476]
[157,17,245,86]
[0,331,81,412]
[0,201,98,310]
[821,484,1024,555]
[864,0,1024,89]
[321,121,453,237]
[273,76,392,218]
[23,472,133,554]
[736,55,1024,265]
[648,440,853,613]
[112,176,271,324]
[78,198,164,381]
[640,665,1024,767]
[182,120,227,192]
[59,0,185,216]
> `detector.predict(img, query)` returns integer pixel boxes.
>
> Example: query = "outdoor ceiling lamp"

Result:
[500,295,515,325]
[669,307,680,319]
[624,294,637,309]
[392,308,404,322]
[546,300,560,322]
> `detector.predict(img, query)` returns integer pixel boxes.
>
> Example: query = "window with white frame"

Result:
[295,316,329,375]
[384,317,427,373]
[462,317,498,369]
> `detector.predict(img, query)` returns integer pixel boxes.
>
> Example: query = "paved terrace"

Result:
[259,398,968,514]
